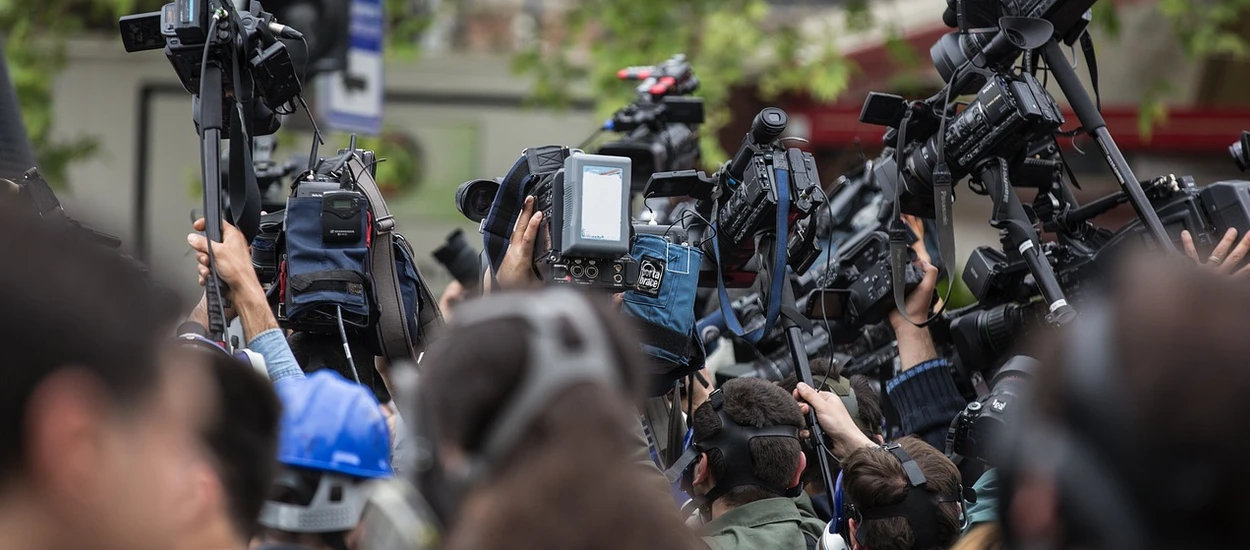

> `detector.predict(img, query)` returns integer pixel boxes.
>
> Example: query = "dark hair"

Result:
[778,357,883,437]
[0,201,181,483]
[842,436,962,550]
[420,291,700,550]
[287,331,387,402]
[692,377,805,507]
[198,350,282,538]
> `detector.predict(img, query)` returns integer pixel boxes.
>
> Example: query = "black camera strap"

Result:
[890,86,957,329]
[227,13,262,243]
[1079,31,1100,113]
[709,157,791,344]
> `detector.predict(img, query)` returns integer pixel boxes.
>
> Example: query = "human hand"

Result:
[1183,228,1250,276]
[494,196,543,290]
[793,382,875,460]
[188,219,258,292]
[439,280,467,321]
[889,259,940,330]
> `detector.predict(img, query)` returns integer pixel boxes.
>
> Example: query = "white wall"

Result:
[50,39,599,299]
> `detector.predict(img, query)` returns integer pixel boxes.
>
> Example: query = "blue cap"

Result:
[274,370,393,479]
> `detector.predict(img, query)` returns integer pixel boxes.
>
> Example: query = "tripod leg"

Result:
[976,158,1077,327]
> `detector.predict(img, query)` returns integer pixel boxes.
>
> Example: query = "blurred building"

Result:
[41,0,1250,299]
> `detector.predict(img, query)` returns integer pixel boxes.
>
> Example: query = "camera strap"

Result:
[709,158,791,344]
[346,154,419,363]
[890,92,956,329]
[227,27,262,242]
[1079,31,1100,112]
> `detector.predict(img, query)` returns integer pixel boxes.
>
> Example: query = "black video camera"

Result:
[120,0,300,136]
[804,229,926,331]
[645,107,825,288]
[598,54,705,190]
[947,354,1035,481]
[862,71,1064,219]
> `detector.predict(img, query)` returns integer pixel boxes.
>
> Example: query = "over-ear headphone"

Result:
[664,388,802,516]
[834,443,962,550]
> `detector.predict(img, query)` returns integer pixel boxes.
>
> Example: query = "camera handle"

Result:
[199,61,231,345]
[1040,40,1174,253]
[776,255,839,510]
[976,157,1076,327]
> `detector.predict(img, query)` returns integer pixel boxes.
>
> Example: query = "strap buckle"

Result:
[374,216,395,234]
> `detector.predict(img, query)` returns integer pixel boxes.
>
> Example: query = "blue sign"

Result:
[320,0,384,135]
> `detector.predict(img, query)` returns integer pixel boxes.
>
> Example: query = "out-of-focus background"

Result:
[6,0,1250,301]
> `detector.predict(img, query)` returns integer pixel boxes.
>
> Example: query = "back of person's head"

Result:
[1005,257,1250,549]
[416,289,700,550]
[287,330,385,402]
[692,377,805,507]
[842,436,962,550]
[779,357,883,438]
[182,339,282,540]
[259,371,391,544]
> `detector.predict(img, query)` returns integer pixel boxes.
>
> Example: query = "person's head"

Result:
[779,357,884,439]
[780,359,884,495]
[842,436,962,550]
[690,377,806,512]
[257,370,392,550]
[287,331,386,403]
[1003,257,1250,549]
[0,202,213,550]
[416,289,701,550]
[178,337,282,548]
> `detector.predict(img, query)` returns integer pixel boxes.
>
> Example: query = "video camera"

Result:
[432,229,483,292]
[645,107,825,288]
[598,54,705,189]
[120,0,301,136]
[946,355,1035,482]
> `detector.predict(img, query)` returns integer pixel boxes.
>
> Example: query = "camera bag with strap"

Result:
[275,148,443,362]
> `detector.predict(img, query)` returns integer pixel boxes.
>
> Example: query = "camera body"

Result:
[864,72,1064,219]
[805,230,925,331]
[598,55,705,189]
[947,355,1036,476]
[530,152,642,290]
[120,0,298,132]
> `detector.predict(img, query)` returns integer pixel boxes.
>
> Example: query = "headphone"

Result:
[834,443,962,550]
[409,289,624,524]
[998,302,1148,550]
[663,388,802,517]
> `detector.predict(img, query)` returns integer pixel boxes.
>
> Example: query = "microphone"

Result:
[268,21,304,39]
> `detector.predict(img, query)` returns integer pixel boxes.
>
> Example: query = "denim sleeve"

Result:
[886,358,967,450]
[247,328,305,383]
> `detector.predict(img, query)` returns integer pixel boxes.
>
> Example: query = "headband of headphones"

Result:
[450,289,623,476]
[665,389,802,510]
[823,375,865,434]
[847,443,961,550]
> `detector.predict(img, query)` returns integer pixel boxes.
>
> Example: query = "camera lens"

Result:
[1230,134,1249,172]
[455,178,501,223]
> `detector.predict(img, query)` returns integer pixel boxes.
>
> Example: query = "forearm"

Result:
[894,324,939,372]
[233,282,279,343]
[886,358,967,449]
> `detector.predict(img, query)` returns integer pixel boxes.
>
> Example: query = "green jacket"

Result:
[703,497,817,550]
[793,492,830,540]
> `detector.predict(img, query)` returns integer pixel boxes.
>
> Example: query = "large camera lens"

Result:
[432,228,482,290]
[455,178,501,223]
[1230,131,1250,172]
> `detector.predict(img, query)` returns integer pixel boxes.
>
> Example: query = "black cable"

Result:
[816,185,838,391]
[335,305,362,384]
